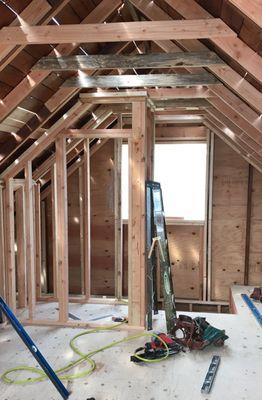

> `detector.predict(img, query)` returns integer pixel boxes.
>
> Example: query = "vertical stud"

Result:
[55,137,69,322]
[25,161,36,319]
[128,101,147,327]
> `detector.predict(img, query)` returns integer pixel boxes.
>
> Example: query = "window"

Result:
[121,142,207,221]
[154,143,206,220]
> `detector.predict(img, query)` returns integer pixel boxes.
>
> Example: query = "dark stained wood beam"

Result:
[153,98,211,109]
[63,73,219,88]
[0,19,236,45]
[33,52,224,71]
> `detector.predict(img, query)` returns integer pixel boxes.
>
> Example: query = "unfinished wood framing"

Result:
[0,0,261,364]
[128,101,147,327]
[15,187,27,308]
[34,183,42,299]
[55,136,69,322]
[51,164,58,297]
[82,139,91,300]
[114,117,123,300]
[4,179,16,313]
[244,165,253,285]
[0,185,5,301]
[34,51,224,70]
[129,0,262,114]
[63,73,219,88]
[63,128,133,139]
[24,161,36,319]
[228,0,262,28]
[0,19,236,45]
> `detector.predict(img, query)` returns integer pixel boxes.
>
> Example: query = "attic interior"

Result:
[0,0,261,399]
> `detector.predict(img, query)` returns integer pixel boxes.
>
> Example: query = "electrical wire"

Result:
[1,323,170,385]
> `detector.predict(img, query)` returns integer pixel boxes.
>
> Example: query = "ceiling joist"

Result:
[33,51,224,71]
[153,99,211,109]
[0,19,236,45]
[63,73,220,88]
[0,0,122,124]
[62,128,133,139]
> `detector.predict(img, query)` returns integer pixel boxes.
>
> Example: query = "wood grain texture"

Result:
[25,162,36,319]
[0,0,52,67]
[164,0,262,84]
[34,183,42,299]
[0,185,5,302]
[129,0,262,114]
[63,129,133,139]
[15,187,27,308]
[55,136,69,322]
[0,0,71,72]
[211,137,248,301]
[90,140,115,296]
[82,139,91,299]
[0,19,236,45]
[228,0,262,28]
[34,51,224,70]
[3,180,16,312]
[128,101,147,327]
[0,0,122,126]
[63,73,219,88]
[249,169,262,285]
[168,225,204,300]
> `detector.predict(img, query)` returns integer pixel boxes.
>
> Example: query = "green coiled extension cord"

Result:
[1,323,170,385]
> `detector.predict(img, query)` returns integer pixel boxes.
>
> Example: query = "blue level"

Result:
[241,294,262,328]
[0,296,70,399]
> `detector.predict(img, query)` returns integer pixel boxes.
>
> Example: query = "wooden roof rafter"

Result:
[162,0,262,84]
[0,0,72,72]
[33,109,117,188]
[33,107,116,181]
[0,0,124,169]
[0,101,90,180]
[129,0,262,114]
[227,0,262,29]
[204,118,262,173]
[0,0,123,123]
[205,108,262,158]
[0,0,261,179]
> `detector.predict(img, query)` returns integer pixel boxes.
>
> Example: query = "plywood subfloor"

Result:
[0,289,261,400]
